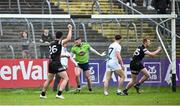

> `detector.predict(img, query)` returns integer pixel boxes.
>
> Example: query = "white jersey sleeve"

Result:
[115,44,121,53]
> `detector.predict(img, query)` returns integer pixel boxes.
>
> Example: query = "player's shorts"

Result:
[49,60,66,74]
[106,61,122,71]
[130,60,144,75]
[78,62,89,72]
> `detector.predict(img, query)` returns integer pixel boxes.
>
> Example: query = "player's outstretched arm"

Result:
[70,56,78,67]
[145,46,162,57]
[90,47,106,57]
[62,24,72,45]
[67,52,78,67]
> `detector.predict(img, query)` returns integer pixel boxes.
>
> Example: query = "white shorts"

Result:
[106,61,122,71]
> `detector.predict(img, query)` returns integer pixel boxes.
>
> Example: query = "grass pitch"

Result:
[0,86,180,105]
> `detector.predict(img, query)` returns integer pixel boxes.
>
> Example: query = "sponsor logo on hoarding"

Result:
[144,62,161,83]
[81,63,99,84]
[0,60,48,80]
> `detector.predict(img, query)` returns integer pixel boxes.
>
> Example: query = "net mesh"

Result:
[0,16,176,92]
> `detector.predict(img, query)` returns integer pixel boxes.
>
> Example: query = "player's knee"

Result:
[86,76,90,79]
[66,77,69,81]
[145,72,150,79]
[85,75,91,80]
[77,73,81,76]
[85,73,91,78]
[48,78,54,82]
[131,79,136,84]
[121,76,125,81]
[146,74,150,79]
[63,76,69,81]
[104,77,110,83]
[107,77,111,81]
[66,76,69,81]
[75,72,80,76]
[121,74,125,80]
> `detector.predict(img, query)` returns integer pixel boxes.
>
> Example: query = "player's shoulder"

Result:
[83,42,89,45]
[138,45,148,51]
[50,40,56,45]
[141,45,147,50]
[138,45,144,49]
[71,45,77,50]
[82,42,91,47]
[111,42,121,48]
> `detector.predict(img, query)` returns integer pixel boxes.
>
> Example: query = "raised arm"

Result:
[62,24,72,45]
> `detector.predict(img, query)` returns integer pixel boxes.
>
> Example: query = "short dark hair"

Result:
[56,31,63,39]
[75,37,81,41]
[143,37,150,44]
[115,35,122,40]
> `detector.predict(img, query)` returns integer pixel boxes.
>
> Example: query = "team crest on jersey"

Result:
[79,51,86,56]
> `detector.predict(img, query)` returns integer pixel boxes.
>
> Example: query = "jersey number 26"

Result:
[49,45,58,54]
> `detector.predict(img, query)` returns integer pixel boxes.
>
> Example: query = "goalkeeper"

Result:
[71,37,106,92]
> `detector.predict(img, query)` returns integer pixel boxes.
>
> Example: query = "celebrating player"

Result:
[123,37,162,95]
[40,24,72,99]
[104,35,125,96]
[53,42,78,92]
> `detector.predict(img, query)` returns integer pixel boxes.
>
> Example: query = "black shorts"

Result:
[130,60,145,75]
[78,62,90,72]
[49,61,65,74]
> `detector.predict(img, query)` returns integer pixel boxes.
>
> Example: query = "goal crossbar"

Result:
[0,14,177,19]
[91,14,177,19]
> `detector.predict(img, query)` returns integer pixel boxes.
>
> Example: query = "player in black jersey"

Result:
[123,37,162,95]
[40,24,72,99]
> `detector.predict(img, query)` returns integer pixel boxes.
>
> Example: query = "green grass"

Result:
[0,86,180,105]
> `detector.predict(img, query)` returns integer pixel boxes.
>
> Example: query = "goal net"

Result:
[0,14,178,93]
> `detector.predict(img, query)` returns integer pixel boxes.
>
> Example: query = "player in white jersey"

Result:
[104,35,125,96]
[61,43,78,68]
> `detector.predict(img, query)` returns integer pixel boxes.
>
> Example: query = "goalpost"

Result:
[0,1,177,92]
